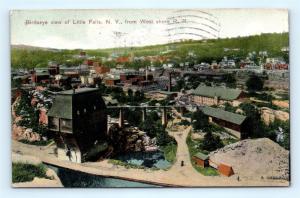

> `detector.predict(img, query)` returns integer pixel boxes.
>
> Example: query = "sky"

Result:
[10,9,289,49]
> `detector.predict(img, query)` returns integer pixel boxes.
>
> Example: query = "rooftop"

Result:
[58,87,99,95]
[194,152,209,160]
[192,85,242,101]
[202,106,247,125]
[47,88,101,119]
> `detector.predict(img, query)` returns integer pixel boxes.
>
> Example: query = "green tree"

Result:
[173,78,185,91]
[246,75,264,92]
[224,102,237,113]
[139,117,157,138]
[124,108,142,126]
[201,131,224,151]
[239,103,266,138]
[191,110,209,131]
[156,124,174,146]
[224,74,237,88]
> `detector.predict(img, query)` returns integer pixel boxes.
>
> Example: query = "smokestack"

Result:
[168,72,172,92]
[146,65,148,81]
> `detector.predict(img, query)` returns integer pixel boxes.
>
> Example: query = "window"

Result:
[49,117,59,131]
[60,119,72,133]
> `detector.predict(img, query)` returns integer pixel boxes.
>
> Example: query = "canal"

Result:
[47,150,172,187]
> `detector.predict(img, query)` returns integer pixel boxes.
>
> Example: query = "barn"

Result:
[202,106,249,139]
[192,152,209,168]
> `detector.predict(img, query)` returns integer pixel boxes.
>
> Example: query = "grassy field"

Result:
[12,163,51,183]
[162,143,177,163]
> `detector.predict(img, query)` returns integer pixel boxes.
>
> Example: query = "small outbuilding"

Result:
[218,163,234,177]
[192,152,209,168]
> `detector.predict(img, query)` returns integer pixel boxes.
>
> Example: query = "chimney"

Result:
[168,72,172,92]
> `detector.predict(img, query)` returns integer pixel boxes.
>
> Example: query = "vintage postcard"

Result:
[11,9,289,187]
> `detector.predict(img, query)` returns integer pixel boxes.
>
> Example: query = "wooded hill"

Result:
[11,32,289,69]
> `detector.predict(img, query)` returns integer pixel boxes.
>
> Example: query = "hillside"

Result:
[11,32,289,69]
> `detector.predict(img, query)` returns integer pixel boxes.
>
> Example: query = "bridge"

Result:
[106,105,195,127]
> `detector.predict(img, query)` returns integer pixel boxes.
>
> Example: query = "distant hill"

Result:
[11,44,60,52]
[11,32,289,69]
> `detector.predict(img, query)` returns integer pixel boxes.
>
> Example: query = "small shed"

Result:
[192,152,209,168]
[218,163,234,177]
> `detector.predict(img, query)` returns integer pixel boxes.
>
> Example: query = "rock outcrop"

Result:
[12,124,42,142]
[108,124,158,153]
[260,107,289,125]
[272,100,289,109]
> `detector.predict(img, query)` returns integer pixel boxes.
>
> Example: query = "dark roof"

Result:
[149,91,177,95]
[47,88,100,119]
[47,94,73,119]
[202,106,247,125]
[192,85,242,101]
[194,152,208,160]
[59,87,99,95]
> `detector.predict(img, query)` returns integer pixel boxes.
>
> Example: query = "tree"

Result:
[173,78,185,91]
[124,108,142,126]
[156,124,173,146]
[191,110,209,130]
[201,131,224,151]
[246,75,264,92]
[111,87,126,104]
[15,90,47,136]
[239,103,266,138]
[94,77,106,94]
[139,117,157,138]
[224,102,237,113]
[127,89,133,99]
[224,74,237,88]
[266,119,290,150]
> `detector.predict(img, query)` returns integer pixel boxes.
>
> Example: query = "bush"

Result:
[15,90,48,136]
[201,131,224,152]
[178,119,190,126]
[193,165,219,176]
[12,163,51,183]
[246,75,264,92]
[19,139,53,146]
[162,143,177,163]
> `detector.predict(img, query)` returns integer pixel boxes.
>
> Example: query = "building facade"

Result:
[202,106,248,139]
[47,88,108,163]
